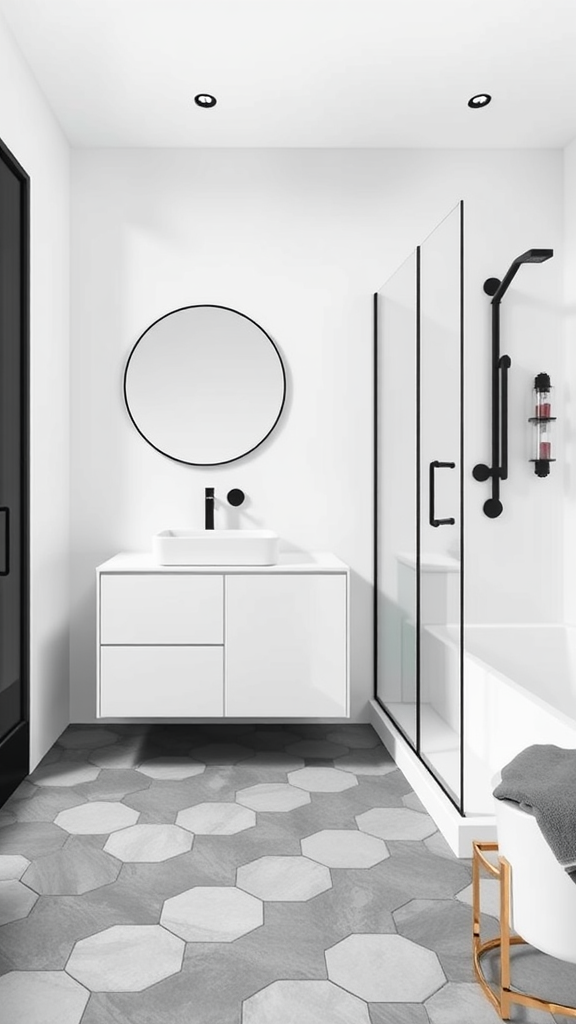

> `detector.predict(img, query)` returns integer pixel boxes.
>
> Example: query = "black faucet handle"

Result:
[227,489,245,507]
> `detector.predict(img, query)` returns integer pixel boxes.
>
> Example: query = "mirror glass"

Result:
[124,305,286,466]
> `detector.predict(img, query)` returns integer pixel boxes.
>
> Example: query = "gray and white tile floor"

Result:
[0,723,574,1023]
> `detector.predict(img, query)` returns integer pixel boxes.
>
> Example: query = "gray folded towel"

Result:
[493,744,576,881]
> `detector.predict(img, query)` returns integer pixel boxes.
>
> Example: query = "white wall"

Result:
[69,148,563,723]
[0,13,70,767]
[564,137,576,624]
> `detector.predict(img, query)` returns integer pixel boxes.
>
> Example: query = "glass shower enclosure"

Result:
[375,202,464,812]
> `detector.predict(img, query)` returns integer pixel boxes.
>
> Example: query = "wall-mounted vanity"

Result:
[96,552,349,719]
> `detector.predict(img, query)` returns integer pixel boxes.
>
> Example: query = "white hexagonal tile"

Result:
[285,740,349,759]
[288,767,358,793]
[55,801,140,835]
[356,807,436,840]
[191,743,253,765]
[326,934,445,1002]
[426,982,501,1024]
[161,885,263,941]
[301,829,389,868]
[243,980,371,1024]
[237,855,332,901]
[66,924,184,991]
[455,879,500,919]
[177,802,255,835]
[58,728,119,750]
[236,783,311,812]
[136,757,205,780]
[0,879,38,924]
[335,750,397,775]
[326,726,380,749]
[0,971,89,1024]
[104,824,193,862]
[0,854,30,880]
[31,763,101,788]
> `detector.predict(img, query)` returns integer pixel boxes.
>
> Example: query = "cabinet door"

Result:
[100,646,223,717]
[225,574,348,717]
[100,574,223,644]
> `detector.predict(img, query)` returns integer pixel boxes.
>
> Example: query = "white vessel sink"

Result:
[153,529,279,566]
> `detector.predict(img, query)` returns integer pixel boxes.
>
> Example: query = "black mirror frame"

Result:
[123,303,287,467]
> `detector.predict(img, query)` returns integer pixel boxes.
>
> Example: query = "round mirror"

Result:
[124,304,286,466]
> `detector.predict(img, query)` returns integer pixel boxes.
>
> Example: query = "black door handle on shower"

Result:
[429,462,456,527]
[0,507,9,576]
[499,355,511,481]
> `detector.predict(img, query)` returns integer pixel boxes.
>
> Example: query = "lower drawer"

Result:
[99,646,223,717]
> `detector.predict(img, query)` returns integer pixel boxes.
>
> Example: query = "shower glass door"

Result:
[419,202,464,809]
[375,249,419,748]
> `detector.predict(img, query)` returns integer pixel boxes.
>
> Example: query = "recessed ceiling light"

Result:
[468,93,492,109]
[194,94,217,108]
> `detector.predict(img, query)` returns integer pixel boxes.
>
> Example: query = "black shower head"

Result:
[514,248,554,264]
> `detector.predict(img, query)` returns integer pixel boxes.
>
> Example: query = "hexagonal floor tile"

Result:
[177,802,255,835]
[326,725,380,749]
[22,838,121,894]
[0,971,89,1024]
[455,879,500,919]
[288,767,358,793]
[402,791,427,812]
[31,763,101,788]
[301,829,389,868]
[243,980,371,1024]
[326,934,445,1002]
[136,757,205,780]
[285,740,349,759]
[55,801,139,835]
[356,807,436,840]
[237,855,332,901]
[88,743,143,769]
[104,824,193,862]
[236,783,311,812]
[241,751,305,770]
[66,924,184,991]
[191,743,253,765]
[335,749,397,775]
[161,885,263,941]
[58,728,119,750]
[0,879,38,924]
[0,854,30,880]
[426,982,502,1023]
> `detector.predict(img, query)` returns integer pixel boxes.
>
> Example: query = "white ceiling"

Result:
[1,0,576,148]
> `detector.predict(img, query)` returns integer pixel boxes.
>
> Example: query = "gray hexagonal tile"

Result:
[0,854,30,880]
[424,831,460,860]
[236,783,311,812]
[248,729,302,749]
[58,728,119,750]
[88,742,144,770]
[455,879,500,919]
[243,980,371,1024]
[31,763,101,788]
[426,982,502,1023]
[335,749,397,775]
[301,829,389,868]
[0,878,38,924]
[0,971,89,1024]
[66,924,184,991]
[104,824,193,862]
[161,885,263,941]
[0,822,68,859]
[237,855,332,901]
[22,838,121,895]
[241,751,305,770]
[177,802,255,835]
[288,767,358,793]
[326,725,380,749]
[356,807,436,840]
[326,933,445,1001]
[136,757,205,780]
[402,791,427,812]
[55,801,139,835]
[285,740,349,759]
[191,743,253,765]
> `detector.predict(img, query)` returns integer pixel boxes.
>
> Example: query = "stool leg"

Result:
[499,856,512,1020]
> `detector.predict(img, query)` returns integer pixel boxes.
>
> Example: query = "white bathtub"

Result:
[424,624,576,814]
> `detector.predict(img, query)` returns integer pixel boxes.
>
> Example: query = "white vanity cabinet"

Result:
[96,553,349,719]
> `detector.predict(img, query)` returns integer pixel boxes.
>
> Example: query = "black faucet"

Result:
[205,487,215,530]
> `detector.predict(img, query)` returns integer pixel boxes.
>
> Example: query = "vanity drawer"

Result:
[99,646,223,717]
[100,574,223,644]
